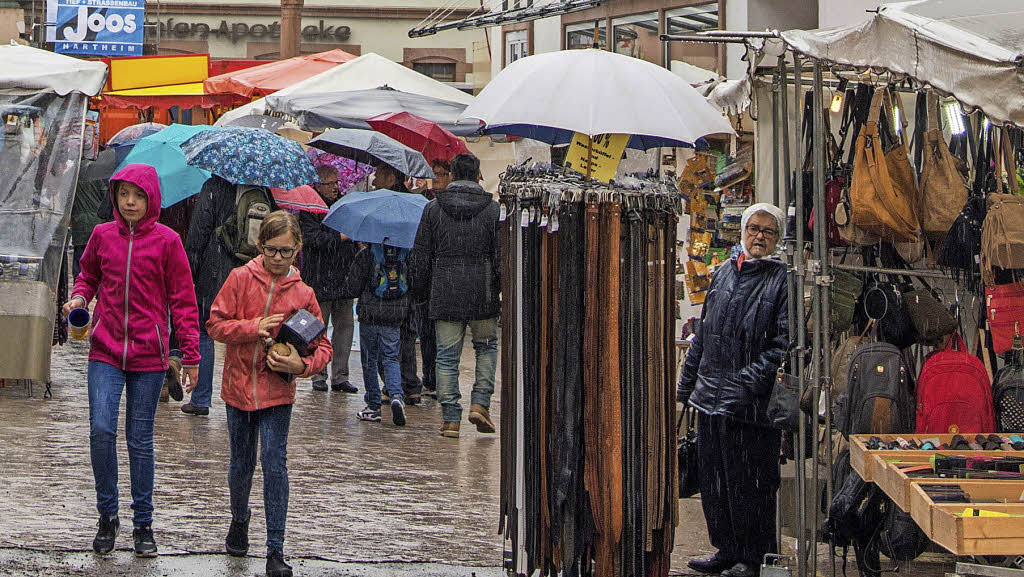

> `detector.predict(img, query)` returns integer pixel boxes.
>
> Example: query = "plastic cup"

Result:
[68,307,90,340]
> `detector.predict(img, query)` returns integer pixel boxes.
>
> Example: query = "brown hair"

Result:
[258,210,303,247]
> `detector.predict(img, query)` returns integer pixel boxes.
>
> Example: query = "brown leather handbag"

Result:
[919,93,969,240]
[981,130,1024,285]
[850,87,922,242]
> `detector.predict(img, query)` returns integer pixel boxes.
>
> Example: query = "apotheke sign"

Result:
[147,18,351,42]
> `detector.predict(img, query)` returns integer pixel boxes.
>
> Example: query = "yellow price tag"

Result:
[564,132,630,183]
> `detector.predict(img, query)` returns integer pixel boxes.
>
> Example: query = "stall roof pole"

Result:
[791,49,808,577]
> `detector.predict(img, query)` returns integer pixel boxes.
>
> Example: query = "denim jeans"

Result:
[226,403,292,555]
[87,361,165,526]
[188,325,215,408]
[435,317,498,423]
[360,323,402,410]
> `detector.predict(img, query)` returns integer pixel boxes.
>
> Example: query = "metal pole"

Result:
[810,59,827,577]
[792,50,808,577]
[776,53,791,558]
[771,65,781,207]
[779,55,792,212]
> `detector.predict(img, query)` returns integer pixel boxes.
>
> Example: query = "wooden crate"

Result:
[849,434,1024,483]
[909,480,1024,541]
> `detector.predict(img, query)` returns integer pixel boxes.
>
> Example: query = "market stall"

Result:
[203,48,357,99]
[0,44,107,385]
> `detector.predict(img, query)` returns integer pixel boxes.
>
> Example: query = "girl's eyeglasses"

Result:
[262,246,297,258]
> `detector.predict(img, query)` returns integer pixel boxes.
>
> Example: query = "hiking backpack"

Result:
[370,244,409,300]
[842,342,916,436]
[217,185,273,262]
[915,331,995,435]
[994,337,1024,432]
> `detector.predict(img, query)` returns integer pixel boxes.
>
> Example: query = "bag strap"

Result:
[1002,127,1020,196]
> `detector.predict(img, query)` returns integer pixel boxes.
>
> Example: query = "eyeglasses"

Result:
[745,225,779,240]
[315,180,339,187]
[262,245,297,258]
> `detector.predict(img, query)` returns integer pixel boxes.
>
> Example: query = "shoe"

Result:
[468,403,496,433]
[357,406,382,422]
[423,386,437,399]
[381,391,390,403]
[266,551,293,577]
[406,393,422,406]
[687,552,735,574]
[391,398,406,426]
[132,525,158,558]
[312,379,328,392]
[440,421,460,438]
[225,515,249,557]
[333,380,357,393]
[92,514,119,555]
[165,355,183,402]
[180,403,209,416]
[721,562,758,577]
[159,384,169,403]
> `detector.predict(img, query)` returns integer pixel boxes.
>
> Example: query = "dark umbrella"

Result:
[81,148,117,181]
[308,128,434,179]
[225,114,287,131]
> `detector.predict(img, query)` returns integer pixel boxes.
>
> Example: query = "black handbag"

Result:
[767,362,801,431]
[860,277,918,349]
[677,408,700,498]
[904,287,955,345]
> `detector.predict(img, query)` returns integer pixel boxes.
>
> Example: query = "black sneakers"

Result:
[333,380,358,393]
[312,379,329,392]
[225,516,250,557]
[132,525,158,558]
[266,551,293,577]
[92,514,119,554]
[180,403,209,416]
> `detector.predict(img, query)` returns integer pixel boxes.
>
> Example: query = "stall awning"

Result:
[781,0,1024,126]
[100,83,244,110]
[409,0,603,38]
[204,49,358,98]
[0,44,108,96]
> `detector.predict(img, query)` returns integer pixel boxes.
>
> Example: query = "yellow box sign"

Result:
[109,55,210,92]
[564,132,630,183]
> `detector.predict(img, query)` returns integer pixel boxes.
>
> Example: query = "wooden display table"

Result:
[850,434,1024,555]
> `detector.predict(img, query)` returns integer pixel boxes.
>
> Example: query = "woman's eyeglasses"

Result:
[744,225,779,240]
[262,246,297,258]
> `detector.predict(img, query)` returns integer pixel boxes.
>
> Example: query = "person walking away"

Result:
[62,163,201,557]
[182,175,273,415]
[206,211,332,577]
[299,165,359,394]
[677,203,789,577]
[342,241,412,426]
[411,153,500,438]
[411,159,451,399]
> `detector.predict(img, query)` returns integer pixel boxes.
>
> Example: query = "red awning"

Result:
[204,49,358,98]
[98,82,246,110]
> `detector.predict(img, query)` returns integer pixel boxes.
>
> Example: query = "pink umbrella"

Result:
[270,185,328,214]
[305,147,374,195]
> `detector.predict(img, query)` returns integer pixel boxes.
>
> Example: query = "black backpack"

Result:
[842,342,916,436]
[878,502,929,562]
[994,356,1024,433]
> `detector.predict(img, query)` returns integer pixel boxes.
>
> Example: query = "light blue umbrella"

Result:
[322,189,429,249]
[117,124,214,208]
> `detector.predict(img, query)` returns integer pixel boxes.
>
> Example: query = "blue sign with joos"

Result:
[55,0,144,56]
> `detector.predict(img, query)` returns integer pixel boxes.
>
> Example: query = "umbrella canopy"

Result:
[306,148,374,195]
[308,128,434,179]
[270,185,328,214]
[181,126,318,189]
[367,111,470,165]
[226,114,287,131]
[117,124,214,208]
[204,49,358,99]
[267,86,476,135]
[277,126,313,144]
[81,148,118,182]
[322,189,429,249]
[106,122,167,147]
[459,49,733,149]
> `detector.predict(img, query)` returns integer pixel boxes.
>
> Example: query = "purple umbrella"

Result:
[305,147,374,195]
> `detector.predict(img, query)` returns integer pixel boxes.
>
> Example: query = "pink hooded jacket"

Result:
[71,164,201,372]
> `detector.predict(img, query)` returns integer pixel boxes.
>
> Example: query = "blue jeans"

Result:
[87,361,165,526]
[226,403,292,555]
[188,325,215,408]
[435,318,498,423]
[360,323,402,410]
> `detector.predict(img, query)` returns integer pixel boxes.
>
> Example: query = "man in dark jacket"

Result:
[411,153,500,439]
[678,203,789,577]
[300,165,359,393]
[180,175,246,416]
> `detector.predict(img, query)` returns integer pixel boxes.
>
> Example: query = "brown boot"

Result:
[440,422,460,438]
[468,404,495,433]
[160,384,169,403]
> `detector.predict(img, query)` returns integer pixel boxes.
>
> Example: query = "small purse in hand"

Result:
[767,363,801,431]
[677,408,700,498]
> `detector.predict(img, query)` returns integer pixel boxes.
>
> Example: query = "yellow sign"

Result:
[108,55,210,92]
[564,132,630,183]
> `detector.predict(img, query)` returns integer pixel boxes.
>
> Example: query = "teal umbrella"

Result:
[117,124,215,208]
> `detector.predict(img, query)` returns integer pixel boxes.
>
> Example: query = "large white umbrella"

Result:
[459,49,734,149]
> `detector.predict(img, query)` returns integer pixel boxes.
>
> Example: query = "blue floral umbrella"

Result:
[180,126,318,189]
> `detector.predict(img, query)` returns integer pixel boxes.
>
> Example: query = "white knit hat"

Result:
[740,203,785,259]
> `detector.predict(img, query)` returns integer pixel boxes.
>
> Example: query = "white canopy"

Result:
[0,44,108,96]
[782,0,1024,126]
[216,52,474,126]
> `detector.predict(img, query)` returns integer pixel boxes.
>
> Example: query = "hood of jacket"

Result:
[243,255,304,291]
[109,163,162,235]
[438,180,491,219]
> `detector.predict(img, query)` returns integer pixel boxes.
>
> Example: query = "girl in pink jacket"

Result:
[62,163,201,558]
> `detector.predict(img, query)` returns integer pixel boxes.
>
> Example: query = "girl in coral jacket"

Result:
[63,164,202,558]
[206,210,332,577]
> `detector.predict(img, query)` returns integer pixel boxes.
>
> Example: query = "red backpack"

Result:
[916,332,995,434]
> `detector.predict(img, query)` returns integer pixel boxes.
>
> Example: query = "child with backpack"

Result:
[342,242,412,426]
[206,210,332,577]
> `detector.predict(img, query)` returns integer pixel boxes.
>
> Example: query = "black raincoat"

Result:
[298,209,359,302]
[342,247,410,328]
[185,176,245,324]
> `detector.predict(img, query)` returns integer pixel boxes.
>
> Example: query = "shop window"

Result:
[502,0,534,9]
[565,20,607,50]
[612,12,659,62]
[413,62,457,83]
[667,3,720,72]
[505,29,528,66]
